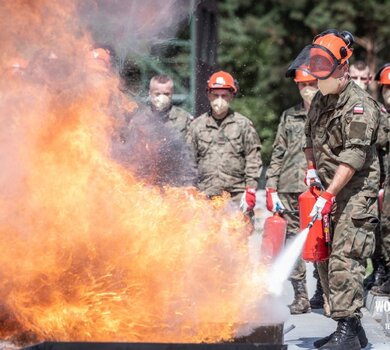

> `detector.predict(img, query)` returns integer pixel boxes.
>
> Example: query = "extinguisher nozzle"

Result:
[307,213,318,228]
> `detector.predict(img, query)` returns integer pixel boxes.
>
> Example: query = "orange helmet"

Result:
[208,71,237,93]
[287,30,354,80]
[294,69,316,83]
[89,48,111,71]
[3,57,28,77]
[375,64,390,85]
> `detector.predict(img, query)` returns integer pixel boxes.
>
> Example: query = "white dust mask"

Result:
[211,97,229,115]
[300,86,318,105]
[152,94,172,112]
[318,77,341,96]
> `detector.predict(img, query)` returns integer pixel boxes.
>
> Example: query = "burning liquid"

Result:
[0,0,268,344]
[266,228,310,296]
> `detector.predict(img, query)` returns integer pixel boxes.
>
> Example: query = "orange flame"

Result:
[0,0,268,345]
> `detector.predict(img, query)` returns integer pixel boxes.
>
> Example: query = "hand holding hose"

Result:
[309,190,335,220]
[266,188,286,213]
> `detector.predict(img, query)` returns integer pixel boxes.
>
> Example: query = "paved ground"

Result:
[282,266,390,349]
[254,190,390,349]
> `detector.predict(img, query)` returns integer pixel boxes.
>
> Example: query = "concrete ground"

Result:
[282,264,390,349]
[254,190,390,349]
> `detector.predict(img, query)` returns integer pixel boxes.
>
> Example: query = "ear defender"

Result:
[339,31,354,60]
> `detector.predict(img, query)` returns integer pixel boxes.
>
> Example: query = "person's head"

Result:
[350,61,371,91]
[375,63,390,108]
[207,71,237,118]
[149,75,174,112]
[287,29,354,96]
[293,69,318,106]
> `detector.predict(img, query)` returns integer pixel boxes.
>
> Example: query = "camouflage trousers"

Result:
[279,193,306,281]
[317,193,378,320]
[381,178,390,267]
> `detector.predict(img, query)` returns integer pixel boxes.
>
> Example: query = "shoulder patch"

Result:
[353,105,364,114]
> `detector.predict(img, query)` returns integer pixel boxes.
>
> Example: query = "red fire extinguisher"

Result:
[298,186,330,262]
[261,212,287,263]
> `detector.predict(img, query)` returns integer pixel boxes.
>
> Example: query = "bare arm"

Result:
[327,163,356,195]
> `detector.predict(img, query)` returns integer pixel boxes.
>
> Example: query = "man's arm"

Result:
[327,163,356,195]
[304,148,316,167]
[244,121,262,189]
[265,113,287,189]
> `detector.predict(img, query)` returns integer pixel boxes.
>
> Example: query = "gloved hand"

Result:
[266,188,286,212]
[309,191,335,220]
[304,163,323,187]
[240,188,257,213]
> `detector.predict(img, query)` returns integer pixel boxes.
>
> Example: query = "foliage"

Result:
[218,0,390,163]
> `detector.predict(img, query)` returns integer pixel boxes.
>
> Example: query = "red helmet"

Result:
[375,64,390,85]
[287,30,354,80]
[208,71,237,93]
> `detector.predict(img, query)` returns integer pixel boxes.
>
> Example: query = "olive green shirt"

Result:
[186,110,262,197]
[304,80,380,199]
[150,105,193,139]
[266,103,307,193]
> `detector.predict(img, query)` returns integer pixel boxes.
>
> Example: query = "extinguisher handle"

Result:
[309,181,325,198]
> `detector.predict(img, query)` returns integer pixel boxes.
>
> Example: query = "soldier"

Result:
[148,75,192,139]
[266,69,319,314]
[186,71,262,216]
[349,61,371,91]
[371,63,390,296]
[349,61,388,290]
[287,30,380,349]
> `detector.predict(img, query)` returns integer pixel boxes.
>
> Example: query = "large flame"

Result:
[0,0,268,345]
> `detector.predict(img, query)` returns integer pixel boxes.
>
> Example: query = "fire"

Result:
[0,0,268,345]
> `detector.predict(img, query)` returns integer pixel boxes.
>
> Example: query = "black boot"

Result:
[317,316,364,350]
[371,278,390,296]
[372,265,388,288]
[289,279,311,314]
[310,278,324,309]
[314,316,368,348]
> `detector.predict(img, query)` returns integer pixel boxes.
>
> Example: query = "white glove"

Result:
[266,188,286,212]
[304,167,323,187]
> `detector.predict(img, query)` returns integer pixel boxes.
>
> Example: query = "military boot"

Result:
[289,279,311,314]
[315,316,366,350]
[372,264,387,288]
[371,278,390,296]
[310,278,324,309]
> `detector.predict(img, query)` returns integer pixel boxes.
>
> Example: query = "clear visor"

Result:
[286,45,339,80]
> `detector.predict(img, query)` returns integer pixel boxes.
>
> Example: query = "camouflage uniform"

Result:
[266,103,307,281]
[150,105,193,139]
[186,109,262,207]
[379,108,390,268]
[304,80,380,320]
[370,106,390,280]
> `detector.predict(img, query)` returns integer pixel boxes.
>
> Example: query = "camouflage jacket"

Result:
[304,80,380,200]
[376,104,390,186]
[266,103,307,193]
[150,105,193,139]
[186,109,262,196]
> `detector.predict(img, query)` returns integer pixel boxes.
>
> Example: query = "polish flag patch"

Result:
[353,105,364,114]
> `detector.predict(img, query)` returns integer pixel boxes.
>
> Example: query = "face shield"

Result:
[287,44,341,80]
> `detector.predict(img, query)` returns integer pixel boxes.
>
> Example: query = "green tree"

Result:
[218,0,390,164]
